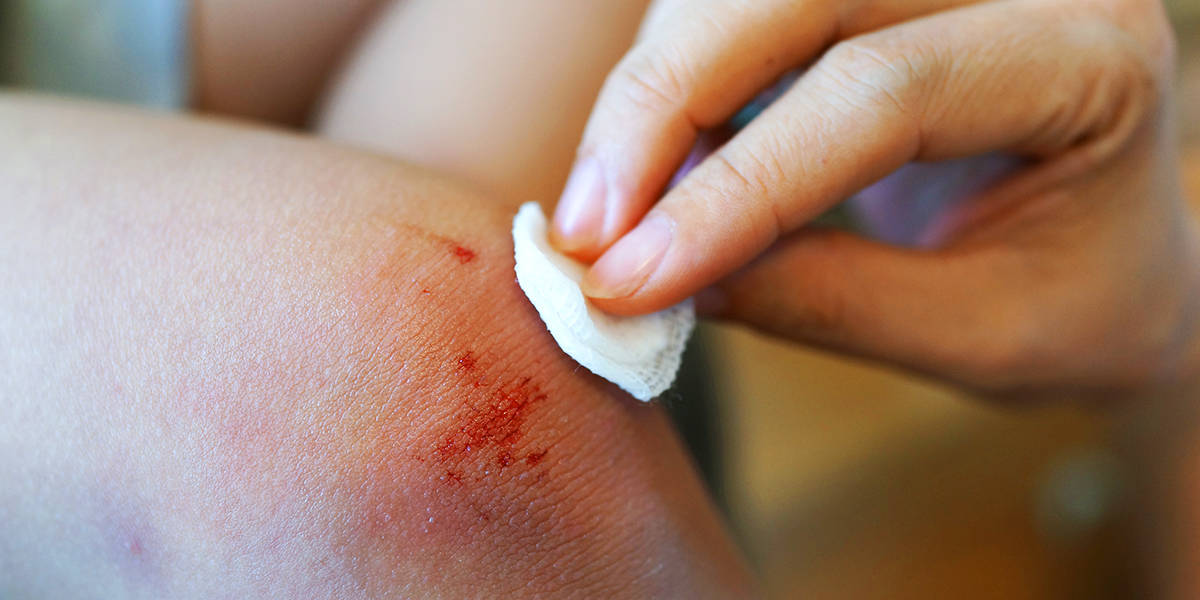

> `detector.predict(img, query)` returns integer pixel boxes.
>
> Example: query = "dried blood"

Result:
[451,246,477,264]
[433,351,549,477]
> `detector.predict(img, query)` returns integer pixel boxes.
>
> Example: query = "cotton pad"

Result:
[512,202,694,401]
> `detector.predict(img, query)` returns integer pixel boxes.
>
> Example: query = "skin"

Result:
[191,0,386,126]
[0,95,753,598]
[550,0,1200,399]
[7,0,1196,595]
[315,0,652,206]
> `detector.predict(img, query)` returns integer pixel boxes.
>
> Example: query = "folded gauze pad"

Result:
[512,202,694,401]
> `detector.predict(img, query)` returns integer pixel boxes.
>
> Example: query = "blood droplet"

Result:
[524,449,548,466]
[394,223,477,265]
[456,352,477,373]
[451,246,476,264]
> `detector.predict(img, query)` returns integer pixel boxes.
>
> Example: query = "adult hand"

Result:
[550,0,1199,396]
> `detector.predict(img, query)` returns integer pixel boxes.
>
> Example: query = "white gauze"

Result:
[512,202,694,401]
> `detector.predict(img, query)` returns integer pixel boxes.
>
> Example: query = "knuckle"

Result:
[609,43,695,116]
[767,234,854,337]
[778,282,849,340]
[712,145,783,202]
[1084,0,1175,81]
[710,141,795,235]
[963,336,1037,393]
[1096,20,1167,94]
[1081,24,1162,152]
[915,252,1045,392]
[796,291,849,338]
[949,312,1042,393]
[1021,17,1163,161]
[819,36,929,117]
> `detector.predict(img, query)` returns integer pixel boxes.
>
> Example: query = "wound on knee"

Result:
[432,349,551,482]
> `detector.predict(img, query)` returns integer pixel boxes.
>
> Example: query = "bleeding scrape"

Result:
[433,364,550,473]
[350,346,557,551]
[456,352,478,373]
[451,245,477,264]
[396,223,479,265]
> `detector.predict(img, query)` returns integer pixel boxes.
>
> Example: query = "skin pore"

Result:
[0,96,753,598]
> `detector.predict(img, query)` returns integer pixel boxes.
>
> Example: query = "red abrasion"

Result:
[434,376,547,469]
[444,470,464,485]
[456,352,477,373]
[396,223,478,266]
[451,245,477,264]
[524,449,549,466]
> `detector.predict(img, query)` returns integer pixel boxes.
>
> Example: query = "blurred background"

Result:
[2,0,1199,597]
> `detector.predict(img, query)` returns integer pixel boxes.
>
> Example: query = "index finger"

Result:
[549,0,983,260]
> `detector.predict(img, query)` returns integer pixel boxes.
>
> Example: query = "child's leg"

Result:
[0,94,754,598]
[315,0,650,205]
[191,0,387,125]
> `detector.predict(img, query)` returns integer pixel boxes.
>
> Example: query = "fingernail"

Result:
[582,213,673,300]
[552,156,606,252]
[694,286,728,316]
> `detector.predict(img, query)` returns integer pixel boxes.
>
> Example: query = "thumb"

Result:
[702,229,1031,391]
